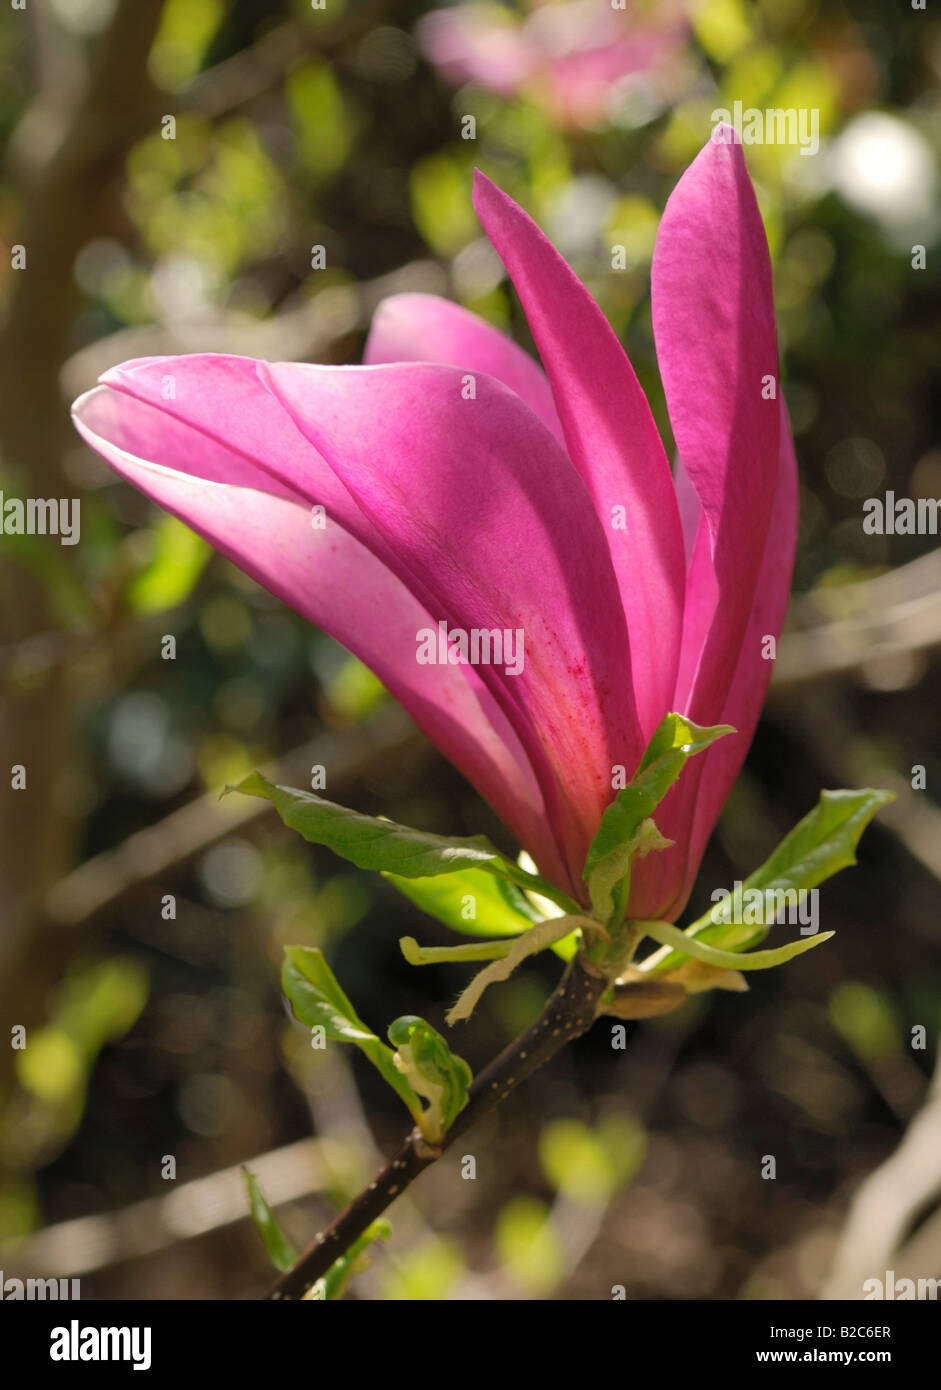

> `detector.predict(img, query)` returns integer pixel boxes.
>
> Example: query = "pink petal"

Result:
[629,399,798,921]
[72,382,572,892]
[473,171,685,739]
[365,293,564,444]
[416,6,533,97]
[651,130,780,729]
[261,358,643,884]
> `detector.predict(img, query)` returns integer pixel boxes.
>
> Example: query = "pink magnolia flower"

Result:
[72,130,797,921]
[417,0,688,128]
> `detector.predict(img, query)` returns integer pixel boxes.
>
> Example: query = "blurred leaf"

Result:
[323,656,386,720]
[243,1168,298,1273]
[126,515,210,613]
[411,152,477,256]
[16,1030,83,1105]
[596,1113,648,1188]
[692,0,753,63]
[287,60,353,180]
[495,1196,562,1295]
[829,981,900,1061]
[380,1237,463,1301]
[282,946,422,1123]
[149,0,225,90]
[539,1119,616,1205]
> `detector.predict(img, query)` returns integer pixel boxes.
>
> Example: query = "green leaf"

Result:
[126,514,211,613]
[583,714,735,920]
[387,1016,472,1142]
[243,1168,298,1273]
[647,788,894,972]
[635,918,834,971]
[282,947,422,1123]
[229,773,577,912]
[384,865,541,938]
[310,1220,392,1301]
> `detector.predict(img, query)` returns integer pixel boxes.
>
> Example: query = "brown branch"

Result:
[267,953,609,1299]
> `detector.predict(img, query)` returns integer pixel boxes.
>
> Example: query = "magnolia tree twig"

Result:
[267,954,609,1299]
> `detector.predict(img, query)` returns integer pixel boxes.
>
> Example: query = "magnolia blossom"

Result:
[417,0,688,128]
[72,129,798,922]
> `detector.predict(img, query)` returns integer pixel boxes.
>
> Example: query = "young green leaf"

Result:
[583,714,735,921]
[384,865,542,938]
[243,1168,298,1273]
[646,787,894,973]
[282,946,423,1124]
[308,1220,392,1301]
[635,918,834,971]
[229,773,577,912]
[387,1016,473,1142]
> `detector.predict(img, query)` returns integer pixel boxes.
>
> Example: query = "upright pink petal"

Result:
[473,171,685,739]
[261,359,643,884]
[629,400,798,921]
[627,131,788,922]
[651,129,780,729]
[72,381,573,892]
[365,293,563,444]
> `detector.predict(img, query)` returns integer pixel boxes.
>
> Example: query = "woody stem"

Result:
[266,952,608,1300]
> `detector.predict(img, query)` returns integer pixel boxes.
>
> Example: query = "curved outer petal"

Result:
[364,293,564,445]
[95,354,403,577]
[629,399,798,921]
[261,359,643,886]
[71,381,573,893]
[626,129,784,922]
[473,171,685,740]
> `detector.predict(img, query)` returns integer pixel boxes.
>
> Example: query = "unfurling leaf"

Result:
[583,714,734,922]
[446,915,593,1025]
[387,1016,472,1143]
